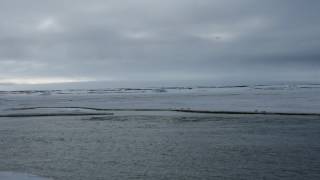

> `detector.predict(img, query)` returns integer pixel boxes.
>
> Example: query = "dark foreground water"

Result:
[0,114,320,180]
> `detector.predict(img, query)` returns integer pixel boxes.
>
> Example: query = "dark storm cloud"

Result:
[0,0,319,84]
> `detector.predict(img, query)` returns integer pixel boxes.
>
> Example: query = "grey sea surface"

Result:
[0,113,320,180]
[1,84,320,179]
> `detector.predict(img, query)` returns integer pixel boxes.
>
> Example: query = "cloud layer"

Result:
[0,0,319,85]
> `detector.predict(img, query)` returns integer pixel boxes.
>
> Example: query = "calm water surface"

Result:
[0,114,320,180]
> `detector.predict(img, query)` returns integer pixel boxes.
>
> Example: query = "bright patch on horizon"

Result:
[0,77,93,85]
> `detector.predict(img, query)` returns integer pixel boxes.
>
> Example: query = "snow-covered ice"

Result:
[1,83,320,114]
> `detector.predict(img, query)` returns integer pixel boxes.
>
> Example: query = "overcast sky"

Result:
[0,0,319,87]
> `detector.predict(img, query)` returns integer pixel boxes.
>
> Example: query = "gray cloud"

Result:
[0,0,319,85]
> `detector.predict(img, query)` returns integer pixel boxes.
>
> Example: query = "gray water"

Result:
[1,114,320,180]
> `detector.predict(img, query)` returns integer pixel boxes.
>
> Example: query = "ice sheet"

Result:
[0,83,320,114]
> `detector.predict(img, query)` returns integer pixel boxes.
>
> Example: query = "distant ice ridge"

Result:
[0,83,319,96]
